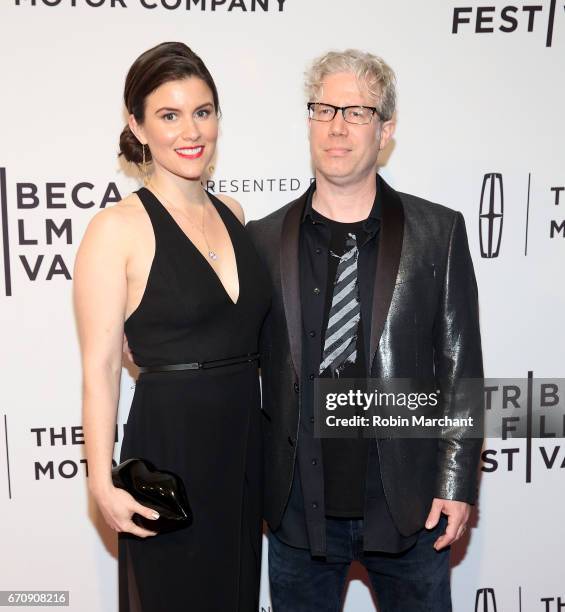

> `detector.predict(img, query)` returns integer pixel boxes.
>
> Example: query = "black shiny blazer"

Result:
[246,174,484,536]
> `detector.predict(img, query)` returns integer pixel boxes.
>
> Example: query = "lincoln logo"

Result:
[475,588,498,612]
[479,173,504,258]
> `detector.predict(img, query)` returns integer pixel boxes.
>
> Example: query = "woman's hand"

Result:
[94,485,160,538]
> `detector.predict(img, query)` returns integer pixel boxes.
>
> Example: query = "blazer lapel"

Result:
[369,175,405,370]
[280,192,309,378]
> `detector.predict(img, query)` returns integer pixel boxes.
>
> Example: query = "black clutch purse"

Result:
[111,458,193,533]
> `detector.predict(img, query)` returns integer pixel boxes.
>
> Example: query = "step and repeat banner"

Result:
[1,1,564,610]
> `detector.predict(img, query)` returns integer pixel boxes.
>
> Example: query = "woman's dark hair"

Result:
[119,42,220,164]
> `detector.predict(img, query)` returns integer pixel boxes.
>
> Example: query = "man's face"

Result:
[309,71,394,186]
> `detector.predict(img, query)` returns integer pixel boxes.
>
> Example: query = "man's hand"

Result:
[425,498,471,550]
[123,334,134,364]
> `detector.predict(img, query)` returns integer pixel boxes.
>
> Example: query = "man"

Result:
[246,49,483,611]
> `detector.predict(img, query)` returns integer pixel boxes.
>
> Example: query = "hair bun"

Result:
[119,125,151,164]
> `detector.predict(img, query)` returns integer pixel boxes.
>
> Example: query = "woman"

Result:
[74,42,270,611]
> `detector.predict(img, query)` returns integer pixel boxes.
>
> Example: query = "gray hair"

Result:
[305,49,397,121]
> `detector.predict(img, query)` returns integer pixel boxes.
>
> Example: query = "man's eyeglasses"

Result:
[307,102,383,125]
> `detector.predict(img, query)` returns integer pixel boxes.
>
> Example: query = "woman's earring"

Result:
[208,165,215,176]
[141,144,150,185]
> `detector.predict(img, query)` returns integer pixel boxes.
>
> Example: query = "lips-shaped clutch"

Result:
[111,457,193,533]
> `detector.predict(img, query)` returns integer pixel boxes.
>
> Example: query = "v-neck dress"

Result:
[119,187,271,612]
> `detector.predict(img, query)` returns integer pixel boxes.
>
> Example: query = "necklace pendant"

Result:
[208,250,218,261]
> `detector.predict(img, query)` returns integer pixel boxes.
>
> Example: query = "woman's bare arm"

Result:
[75,207,127,494]
[74,205,158,537]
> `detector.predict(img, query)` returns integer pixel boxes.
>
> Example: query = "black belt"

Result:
[138,353,259,374]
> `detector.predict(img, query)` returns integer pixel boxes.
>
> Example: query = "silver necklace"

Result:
[149,182,218,261]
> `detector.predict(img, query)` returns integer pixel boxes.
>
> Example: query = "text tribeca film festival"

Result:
[0,168,563,296]
[0,168,313,297]
[10,0,565,47]
[451,1,565,47]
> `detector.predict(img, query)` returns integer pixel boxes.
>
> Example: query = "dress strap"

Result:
[135,187,173,236]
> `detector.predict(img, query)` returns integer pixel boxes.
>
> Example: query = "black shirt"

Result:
[318,215,370,517]
[274,175,419,556]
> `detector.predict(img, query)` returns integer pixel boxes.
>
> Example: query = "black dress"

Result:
[119,187,270,612]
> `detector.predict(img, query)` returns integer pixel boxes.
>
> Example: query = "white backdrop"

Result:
[1,1,564,610]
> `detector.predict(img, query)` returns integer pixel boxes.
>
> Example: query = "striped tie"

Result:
[319,233,361,376]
